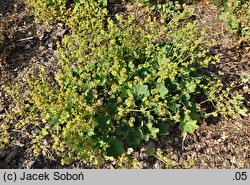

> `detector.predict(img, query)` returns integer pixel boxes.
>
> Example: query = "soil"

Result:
[0,0,249,169]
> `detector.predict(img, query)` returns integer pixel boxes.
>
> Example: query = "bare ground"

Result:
[0,0,249,169]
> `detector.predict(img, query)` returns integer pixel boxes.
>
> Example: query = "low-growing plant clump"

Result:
[0,0,248,167]
[219,0,250,45]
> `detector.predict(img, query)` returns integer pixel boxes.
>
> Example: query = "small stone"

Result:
[172,154,179,162]
[127,148,134,155]
[36,29,44,40]
[160,18,165,24]
[47,42,53,48]
[25,44,31,50]
[217,139,222,143]
[115,13,120,18]
[153,161,161,169]
[55,28,66,38]
[221,132,227,140]
[197,8,204,14]
[57,23,63,28]
[230,156,237,164]
[140,147,147,159]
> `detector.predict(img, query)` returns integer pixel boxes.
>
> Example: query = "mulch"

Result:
[0,0,249,169]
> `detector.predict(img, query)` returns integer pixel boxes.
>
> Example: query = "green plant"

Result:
[2,0,247,167]
[219,0,250,43]
[105,153,140,169]
[147,148,194,168]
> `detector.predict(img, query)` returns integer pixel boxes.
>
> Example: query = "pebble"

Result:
[172,154,178,162]
[174,137,179,143]
[217,139,222,143]
[230,156,237,164]
[47,41,54,48]
[36,29,44,40]
[55,28,66,38]
[139,148,147,159]
[153,161,161,169]
[25,44,31,50]
[127,148,134,155]
[57,23,63,28]
[197,8,204,14]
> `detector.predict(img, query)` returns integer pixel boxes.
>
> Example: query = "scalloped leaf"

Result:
[156,83,169,98]
[180,120,198,134]
[127,129,142,147]
[106,139,124,158]
[133,84,150,97]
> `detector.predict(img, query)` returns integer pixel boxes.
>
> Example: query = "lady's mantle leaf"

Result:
[133,84,150,97]
[106,139,124,158]
[156,83,168,98]
[127,129,142,147]
[180,120,198,134]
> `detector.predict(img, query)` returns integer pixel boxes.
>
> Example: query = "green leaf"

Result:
[149,127,159,139]
[219,12,228,21]
[165,78,180,92]
[180,93,191,107]
[187,82,197,93]
[106,139,124,158]
[238,108,248,117]
[156,83,169,98]
[49,116,59,127]
[146,147,155,157]
[98,0,108,6]
[106,99,117,115]
[120,86,131,98]
[168,102,180,114]
[133,84,150,97]
[96,115,111,126]
[126,129,142,147]
[143,135,150,142]
[180,120,198,134]
[157,55,169,66]
[230,16,239,29]
[95,115,112,133]
[157,122,170,135]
